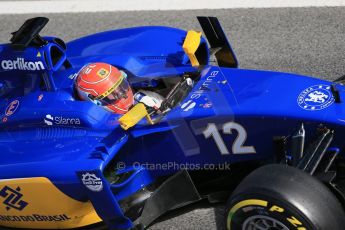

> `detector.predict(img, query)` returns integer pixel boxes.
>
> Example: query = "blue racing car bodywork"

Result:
[1,17,345,230]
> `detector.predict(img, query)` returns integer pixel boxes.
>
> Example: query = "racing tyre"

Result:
[225,164,345,230]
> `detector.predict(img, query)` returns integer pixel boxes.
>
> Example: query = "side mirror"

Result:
[183,30,202,67]
[118,103,153,130]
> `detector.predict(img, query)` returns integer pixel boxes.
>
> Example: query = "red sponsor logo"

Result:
[38,94,44,102]
[5,100,20,116]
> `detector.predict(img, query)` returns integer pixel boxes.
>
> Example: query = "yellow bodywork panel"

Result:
[183,30,202,67]
[0,177,101,229]
[119,103,153,130]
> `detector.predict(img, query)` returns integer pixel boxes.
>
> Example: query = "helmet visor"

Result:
[98,75,130,106]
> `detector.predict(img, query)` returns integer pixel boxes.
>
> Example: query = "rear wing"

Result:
[197,16,238,68]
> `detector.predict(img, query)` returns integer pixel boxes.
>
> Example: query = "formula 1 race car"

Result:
[1,16,345,230]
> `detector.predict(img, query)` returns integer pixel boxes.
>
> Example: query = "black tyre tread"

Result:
[228,164,345,230]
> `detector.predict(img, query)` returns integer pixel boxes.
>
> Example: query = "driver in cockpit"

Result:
[75,63,164,114]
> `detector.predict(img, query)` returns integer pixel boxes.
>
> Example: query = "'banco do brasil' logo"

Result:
[297,84,335,111]
[0,186,28,211]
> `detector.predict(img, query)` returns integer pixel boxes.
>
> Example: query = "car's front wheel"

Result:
[225,164,345,230]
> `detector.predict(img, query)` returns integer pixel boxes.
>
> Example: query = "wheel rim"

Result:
[242,215,289,230]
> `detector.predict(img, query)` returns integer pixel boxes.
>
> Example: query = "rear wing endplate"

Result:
[197,16,238,68]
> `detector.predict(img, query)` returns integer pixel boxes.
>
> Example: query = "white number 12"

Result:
[203,122,256,155]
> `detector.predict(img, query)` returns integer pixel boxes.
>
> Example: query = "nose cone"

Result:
[220,68,342,122]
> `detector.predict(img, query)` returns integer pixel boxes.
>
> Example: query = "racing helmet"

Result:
[76,63,134,114]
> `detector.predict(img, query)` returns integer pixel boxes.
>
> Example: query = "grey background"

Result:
[0,7,344,229]
[1,7,345,81]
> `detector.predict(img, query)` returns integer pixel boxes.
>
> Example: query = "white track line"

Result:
[0,0,345,14]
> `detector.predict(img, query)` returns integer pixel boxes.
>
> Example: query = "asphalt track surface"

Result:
[0,6,345,230]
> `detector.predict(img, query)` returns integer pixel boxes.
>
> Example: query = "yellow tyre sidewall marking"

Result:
[227,199,307,230]
[227,199,268,230]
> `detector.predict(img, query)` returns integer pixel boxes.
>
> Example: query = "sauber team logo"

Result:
[81,173,103,192]
[297,84,335,111]
[0,186,28,211]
